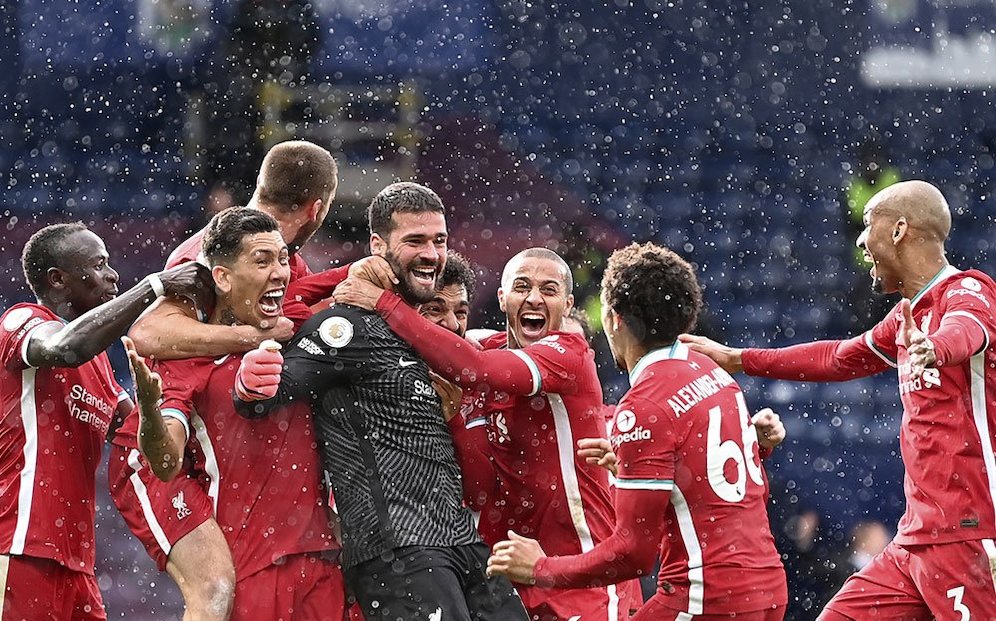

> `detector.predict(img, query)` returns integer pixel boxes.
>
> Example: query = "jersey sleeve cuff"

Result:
[508,349,542,396]
[160,408,191,442]
[614,478,674,491]
[19,322,46,369]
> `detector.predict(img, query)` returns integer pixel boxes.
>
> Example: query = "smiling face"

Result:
[55,230,120,317]
[498,256,574,348]
[213,231,290,326]
[419,283,470,337]
[372,211,448,305]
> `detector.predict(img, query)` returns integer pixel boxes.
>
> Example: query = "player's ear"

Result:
[893,217,908,245]
[212,265,233,295]
[46,267,68,291]
[497,287,507,313]
[564,293,575,316]
[370,233,387,257]
[307,198,322,221]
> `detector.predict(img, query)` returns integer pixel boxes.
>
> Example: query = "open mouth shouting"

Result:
[411,264,438,289]
[259,287,284,317]
[519,311,548,340]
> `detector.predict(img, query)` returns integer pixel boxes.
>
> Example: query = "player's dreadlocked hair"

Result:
[601,242,702,347]
[368,182,445,237]
[22,222,88,297]
[202,207,281,267]
[439,251,476,303]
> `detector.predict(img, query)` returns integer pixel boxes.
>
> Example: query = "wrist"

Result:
[531,556,553,587]
[147,273,165,299]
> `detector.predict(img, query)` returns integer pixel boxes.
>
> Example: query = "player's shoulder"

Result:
[299,304,374,349]
[527,331,588,356]
[152,355,215,386]
[166,227,207,269]
[0,302,57,340]
[936,268,996,308]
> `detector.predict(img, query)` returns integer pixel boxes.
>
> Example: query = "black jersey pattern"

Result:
[237,304,481,568]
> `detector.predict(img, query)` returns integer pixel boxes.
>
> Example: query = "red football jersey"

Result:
[166,225,311,280]
[113,354,336,579]
[613,341,786,615]
[0,303,127,574]
[863,266,996,545]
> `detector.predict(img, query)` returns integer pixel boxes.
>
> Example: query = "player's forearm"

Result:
[28,278,162,367]
[376,292,535,393]
[447,417,498,510]
[130,311,265,360]
[282,266,350,328]
[533,488,667,588]
[138,410,184,481]
[742,336,889,382]
[931,314,987,367]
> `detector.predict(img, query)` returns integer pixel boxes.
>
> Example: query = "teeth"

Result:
[263,290,283,299]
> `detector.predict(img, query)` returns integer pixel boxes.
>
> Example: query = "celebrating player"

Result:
[333,246,642,620]
[681,180,996,619]
[485,242,788,620]
[111,207,343,621]
[235,182,528,621]
[0,223,209,619]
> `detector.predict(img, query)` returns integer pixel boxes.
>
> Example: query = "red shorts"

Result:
[517,579,642,621]
[0,554,105,621]
[231,552,347,621]
[824,539,996,621]
[633,596,785,621]
[107,444,214,570]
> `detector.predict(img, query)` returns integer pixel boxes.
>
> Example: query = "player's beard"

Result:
[384,250,438,305]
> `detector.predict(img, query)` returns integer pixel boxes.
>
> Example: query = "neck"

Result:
[623,342,651,374]
[209,301,240,327]
[40,295,78,321]
[899,252,948,299]
[251,202,301,255]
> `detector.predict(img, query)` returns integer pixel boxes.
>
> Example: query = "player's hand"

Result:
[332,277,386,311]
[751,408,785,451]
[487,531,546,584]
[577,437,618,476]
[258,316,295,340]
[900,298,935,379]
[677,334,744,373]
[348,255,398,290]
[431,372,464,422]
[157,262,215,307]
[123,336,162,409]
[235,342,283,401]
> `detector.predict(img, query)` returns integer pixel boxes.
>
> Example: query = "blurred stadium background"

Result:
[2,0,995,618]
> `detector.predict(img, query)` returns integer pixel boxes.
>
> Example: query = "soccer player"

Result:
[235,182,529,621]
[332,247,643,621]
[0,222,209,619]
[484,242,788,620]
[680,180,996,619]
[111,207,343,621]
[128,139,339,359]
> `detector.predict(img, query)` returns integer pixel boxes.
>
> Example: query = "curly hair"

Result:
[439,251,477,303]
[601,242,702,347]
[22,222,88,297]
[202,207,281,267]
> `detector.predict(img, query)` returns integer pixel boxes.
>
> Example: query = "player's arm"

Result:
[333,283,538,393]
[26,262,213,368]
[283,258,396,329]
[445,394,500,510]
[680,332,893,382]
[128,296,294,360]
[123,337,187,481]
[488,486,670,587]
[902,279,995,376]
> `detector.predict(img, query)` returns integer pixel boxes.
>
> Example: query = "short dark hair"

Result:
[501,247,574,296]
[22,222,88,297]
[439,251,476,303]
[368,182,445,237]
[255,141,338,213]
[601,242,702,347]
[567,307,594,344]
[202,207,281,267]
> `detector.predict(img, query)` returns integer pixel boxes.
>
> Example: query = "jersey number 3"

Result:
[707,392,765,502]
